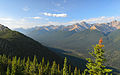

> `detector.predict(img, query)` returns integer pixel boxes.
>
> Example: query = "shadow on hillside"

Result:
[49,47,87,71]
[49,47,120,74]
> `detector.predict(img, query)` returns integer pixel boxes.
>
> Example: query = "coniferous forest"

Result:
[0,39,112,75]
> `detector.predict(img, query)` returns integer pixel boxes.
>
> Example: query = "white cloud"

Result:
[22,6,30,11]
[43,12,67,17]
[81,16,120,23]
[32,17,42,19]
[23,16,42,20]
[0,18,14,21]
[44,16,120,25]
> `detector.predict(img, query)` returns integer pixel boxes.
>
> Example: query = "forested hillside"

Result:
[0,25,62,64]
[0,40,113,75]
[26,29,120,70]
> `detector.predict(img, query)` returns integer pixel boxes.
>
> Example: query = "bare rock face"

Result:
[90,25,97,30]
[110,20,120,29]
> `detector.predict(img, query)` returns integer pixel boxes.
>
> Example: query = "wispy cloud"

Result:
[81,16,120,23]
[23,16,42,20]
[0,17,44,29]
[0,18,14,21]
[22,6,30,11]
[43,12,67,17]
[32,17,42,19]
[44,16,120,25]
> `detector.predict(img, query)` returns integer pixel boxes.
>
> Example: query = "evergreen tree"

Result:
[38,63,42,75]
[85,38,112,75]
[11,56,17,75]
[63,57,68,75]
[25,57,30,74]
[69,65,71,75]
[22,57,25,67]
[74,67,77,75]
[57,64,61,75]
[33,56,38,68]
[43,61,50,75]
[29,62,36,75]
[71,72,73,75]
[6,66,10,75]
[78,69,81,75]
[17,57,21,66]
[42,57,45,66]
[51,61,57,75]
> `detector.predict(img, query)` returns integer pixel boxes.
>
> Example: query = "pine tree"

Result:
[7,58,11,66]
[57,64,61,75]
[42,57,45,66]
[6,66,10,75]
[74,67,77,75]
[25,57,30,73]
[33,55,38,68]
[63,57,68,75]
[38,63,42,75]
[69,65,71,75]
[17,57,21,66]
[22,57,25,67]
[78,69,81,75]
[85,38,112,75]
[11,56,17,75]
[71,72,73,75]
[51,61,57,75]
[29,61,36,75]
[44,61,50,75]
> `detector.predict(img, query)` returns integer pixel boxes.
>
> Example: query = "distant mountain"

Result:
[0,24,62,63]
[14,20,120,34]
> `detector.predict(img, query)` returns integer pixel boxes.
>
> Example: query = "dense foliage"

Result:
[0,39,112,75]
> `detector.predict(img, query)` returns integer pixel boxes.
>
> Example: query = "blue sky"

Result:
[0,0,120,29]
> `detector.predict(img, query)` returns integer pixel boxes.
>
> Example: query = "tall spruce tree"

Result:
[6,66,10,75]
[44,61,50,75]
[11,56,17,75]
[51,61,57,75]
[63,57,68,75]
[85,38,112,75]
[74,67,77,75]
[25,57,30,73]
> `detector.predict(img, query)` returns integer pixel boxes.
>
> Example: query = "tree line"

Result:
[0,38,112,75]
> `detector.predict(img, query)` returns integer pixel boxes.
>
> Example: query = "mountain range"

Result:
[14,20,120,71]
[15,20,120,34]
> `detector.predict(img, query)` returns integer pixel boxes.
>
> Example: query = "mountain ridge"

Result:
[14,20,120,34]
